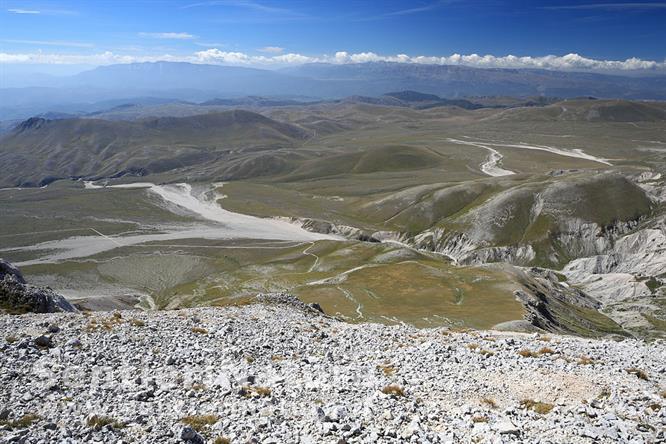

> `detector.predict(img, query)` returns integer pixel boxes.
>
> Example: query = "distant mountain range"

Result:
[0,91,563,130]
[1,61,666,120]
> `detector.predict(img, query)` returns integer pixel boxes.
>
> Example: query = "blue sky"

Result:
[1,0,666,72]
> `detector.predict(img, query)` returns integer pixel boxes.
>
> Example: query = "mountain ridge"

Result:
[3,61,666,121]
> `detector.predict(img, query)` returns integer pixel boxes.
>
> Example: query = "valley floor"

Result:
[0,295,664,443]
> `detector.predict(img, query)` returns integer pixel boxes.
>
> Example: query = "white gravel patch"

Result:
[0,295,664,443]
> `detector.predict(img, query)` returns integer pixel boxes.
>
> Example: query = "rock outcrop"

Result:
[0,259,75,314]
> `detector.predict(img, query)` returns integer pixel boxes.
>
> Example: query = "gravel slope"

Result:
[0,295,664,443]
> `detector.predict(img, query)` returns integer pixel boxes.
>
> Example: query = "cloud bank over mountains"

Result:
[1,49,665,72]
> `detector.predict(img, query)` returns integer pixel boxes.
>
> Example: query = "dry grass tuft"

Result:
[481,397,498,409]
[377,364,396,376]
[85,314,125,332]
[520,399,554,415]
[241,386,272,398]
[450,326,473,333]
[467,343,479,350]
[598,387,611,399]
[181,414,219,432]
[472,415,488,423]
[517,349,537,358]
[87,415,124,430]
[577,356,596,365]
[191,383,207,391]
[129,318,145,327]
[647,403,661,412]
[214,437,231,444]
[626,368,649,381]
[538,347,556,355]
[479,349,495,356]
[5,335,17,344]
[381,384,406,397]
[0,413,40,430]
[254,386,272,397]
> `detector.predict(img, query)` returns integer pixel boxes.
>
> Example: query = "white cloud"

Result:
[0,51,182,65]
[138,32,196,40]
[272,53,312,64]
[545,2,666,10]
[258,46,284,54]
[7,8,77,15]
[1,49,665,72]
[194,49,253,64]
[8,8,40,14]
[2,39,94,48]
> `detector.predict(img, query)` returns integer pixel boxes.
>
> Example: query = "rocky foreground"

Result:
[0,295,664,444]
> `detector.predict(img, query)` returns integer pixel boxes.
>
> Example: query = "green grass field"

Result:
[1,99,664,334]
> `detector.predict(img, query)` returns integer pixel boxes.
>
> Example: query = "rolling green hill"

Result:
[486,99,666,123]
[0,110,309,187]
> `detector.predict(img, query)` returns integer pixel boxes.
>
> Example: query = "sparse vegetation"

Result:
[626,368,649,381]
[520,399,554,415]
[0,413,40,429]
[181,414,219,432]
[538,347,556,355]
[377,363,396,376]
[578,356,596,365]
[240,386,272,398]
[87,415,124,430]
[85,314,125,332]
[481,397,498,409]
[382,384,406,397]
[254,386,272,397]
[129,318,145,327]
[647,403,661,412]
[598,387,611,399]
[518,349,538,358]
